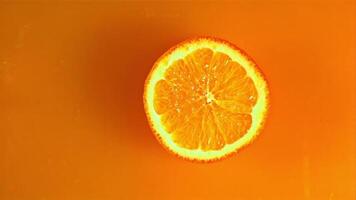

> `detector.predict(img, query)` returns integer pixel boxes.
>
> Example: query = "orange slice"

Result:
[144,37,269,162]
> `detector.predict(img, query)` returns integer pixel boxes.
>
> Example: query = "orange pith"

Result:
[144,37,269,162]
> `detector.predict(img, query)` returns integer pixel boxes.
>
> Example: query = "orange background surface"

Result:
[0,1,355,200]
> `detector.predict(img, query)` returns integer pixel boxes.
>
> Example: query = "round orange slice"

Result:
[144,37,269,162]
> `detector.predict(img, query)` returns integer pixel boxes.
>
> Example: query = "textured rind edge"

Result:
[143,36,270,163]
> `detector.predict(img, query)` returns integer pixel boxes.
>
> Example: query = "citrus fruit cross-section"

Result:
[144,37,269,162]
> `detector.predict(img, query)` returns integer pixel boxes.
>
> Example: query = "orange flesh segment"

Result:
[153,48,258,151]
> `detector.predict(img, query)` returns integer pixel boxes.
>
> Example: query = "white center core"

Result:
[206,91,215,104]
